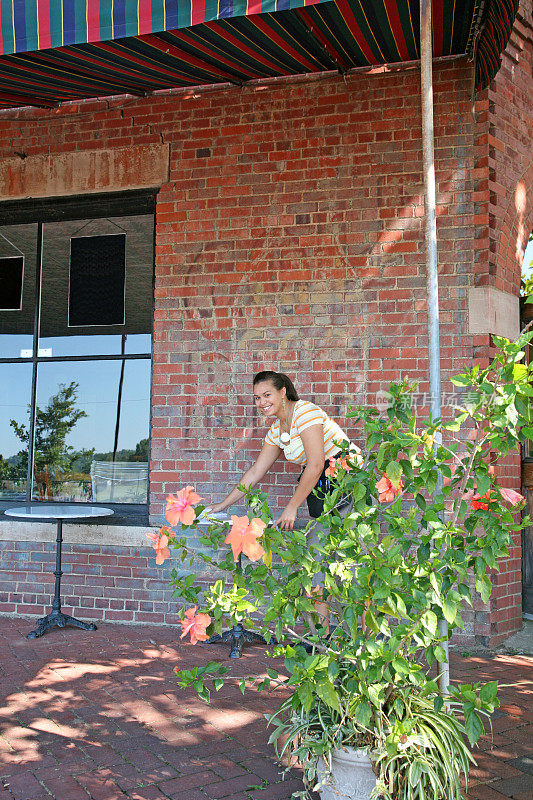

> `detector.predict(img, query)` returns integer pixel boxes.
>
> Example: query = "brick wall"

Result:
[0,540,186,626]
[0,29,529,641]
[471,0,533,644]
[0,58,478,518]
[149,60,477,520]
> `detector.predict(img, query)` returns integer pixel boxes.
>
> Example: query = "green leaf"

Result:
[477,574,492,604]
[415,493,427,511]
[298,682,314,713]
[376,443,388,470]
[451,374,471,387]
[465,710,484,745]
[386,461,403,488]
[392,657,410,674]
[352,701,372,728]
[316,679,341,712]
[442,599,457,624]
[480,680,498,704]
[476,471,491,496]
[421,610,438,635]
[352,483,366,502]
[364,609,379,633]
[434,646,447,662]
[430,572,441,596]
[434,696,444,712]
[368,683,384,708]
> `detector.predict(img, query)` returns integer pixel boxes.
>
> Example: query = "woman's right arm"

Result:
[210,443,282,512]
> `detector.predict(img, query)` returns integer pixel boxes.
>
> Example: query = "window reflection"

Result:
[40,216,153,357]
[32,360,150,503]
[0,224,37,358]
[0,363,32,499]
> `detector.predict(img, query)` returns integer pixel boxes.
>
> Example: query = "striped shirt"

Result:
[265,400,349,465]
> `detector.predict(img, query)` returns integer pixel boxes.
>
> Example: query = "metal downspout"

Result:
[420,0,450,693]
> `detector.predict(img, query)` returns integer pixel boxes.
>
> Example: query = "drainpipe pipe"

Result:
[420,0,449,693]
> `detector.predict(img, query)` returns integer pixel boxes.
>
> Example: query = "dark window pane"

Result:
[0,256,24,310]
[0,224,37,357]
[69,234,125,327]
[32,360,150,503]
[39,216,153,357]
[0,363,32,499]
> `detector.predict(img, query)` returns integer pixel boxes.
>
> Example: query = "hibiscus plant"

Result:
[148,330,533,800]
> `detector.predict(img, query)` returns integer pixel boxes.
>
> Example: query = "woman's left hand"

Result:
[276,504,298,531]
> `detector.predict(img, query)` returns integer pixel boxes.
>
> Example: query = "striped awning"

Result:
[0,0,519,109]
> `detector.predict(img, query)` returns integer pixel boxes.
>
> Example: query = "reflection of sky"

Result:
[0,358,151,458]
[37,332,151,356]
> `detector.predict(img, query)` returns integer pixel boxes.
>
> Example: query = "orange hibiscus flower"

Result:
[471,491,491,511]
[166,486,203,526]
[225,516,266,562]
[325,449,362,478]
[146,527,172,565]
[325,457,338,477]
[180,607,211,644]
[376,473,403,503]
[499,487,524,506]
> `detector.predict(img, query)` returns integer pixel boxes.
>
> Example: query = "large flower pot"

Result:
[317,747,377,800]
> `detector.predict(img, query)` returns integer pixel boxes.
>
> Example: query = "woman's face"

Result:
[253,381,286,418]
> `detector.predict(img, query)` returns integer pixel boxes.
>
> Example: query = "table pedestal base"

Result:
[27,611,97,639]
[208,623,274,659]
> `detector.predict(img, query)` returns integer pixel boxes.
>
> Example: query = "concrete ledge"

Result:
[0,521,157,547]
[468,286,520,339]
[0,143,170,200]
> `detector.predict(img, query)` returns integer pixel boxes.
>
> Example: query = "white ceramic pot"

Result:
[317,747,377,800]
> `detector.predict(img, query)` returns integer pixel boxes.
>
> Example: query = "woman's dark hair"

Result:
[253,371,299,401]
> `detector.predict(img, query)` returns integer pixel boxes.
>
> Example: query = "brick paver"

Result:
[0,618,531,799]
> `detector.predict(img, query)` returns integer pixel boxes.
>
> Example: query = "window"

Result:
[0,192,155,504]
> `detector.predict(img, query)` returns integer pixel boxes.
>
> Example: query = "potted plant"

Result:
[148,330,532,800]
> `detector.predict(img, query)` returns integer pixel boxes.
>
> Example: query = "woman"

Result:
[208,371,354,530]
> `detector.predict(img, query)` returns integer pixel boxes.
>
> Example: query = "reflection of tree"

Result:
[131,438,149,461]
[10,382,87,495]
[92,438,149,463]
[0,455,16,482]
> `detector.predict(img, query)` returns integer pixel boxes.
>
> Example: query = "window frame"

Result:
[0,190,156,514]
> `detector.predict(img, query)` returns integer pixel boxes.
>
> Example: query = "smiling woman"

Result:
[207,370,358,530]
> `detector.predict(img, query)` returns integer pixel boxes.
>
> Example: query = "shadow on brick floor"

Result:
[0,618,531,800]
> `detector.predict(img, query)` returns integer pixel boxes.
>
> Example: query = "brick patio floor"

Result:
[0,618,531,800]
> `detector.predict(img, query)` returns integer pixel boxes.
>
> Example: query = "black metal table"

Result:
[5,504,113,639]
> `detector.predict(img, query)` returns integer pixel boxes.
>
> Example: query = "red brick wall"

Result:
[0,540,186,626]
[0,41,528,642]
[475,0,533,644]
[149,60,477,519]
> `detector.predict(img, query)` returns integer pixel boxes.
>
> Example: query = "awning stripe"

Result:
[247,14,321,70]
[0,0,520,108]
[13,0,26,51]
[0,0,327,53]
[382,0,410,62]
[334,0,373,63]
[164,27,260,76]
[297,7,350,69]
[87,0,100,41]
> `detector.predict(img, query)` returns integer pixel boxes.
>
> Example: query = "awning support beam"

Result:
[420,0,449,694]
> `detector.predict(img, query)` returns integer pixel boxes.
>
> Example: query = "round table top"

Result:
[5,504,114,520]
